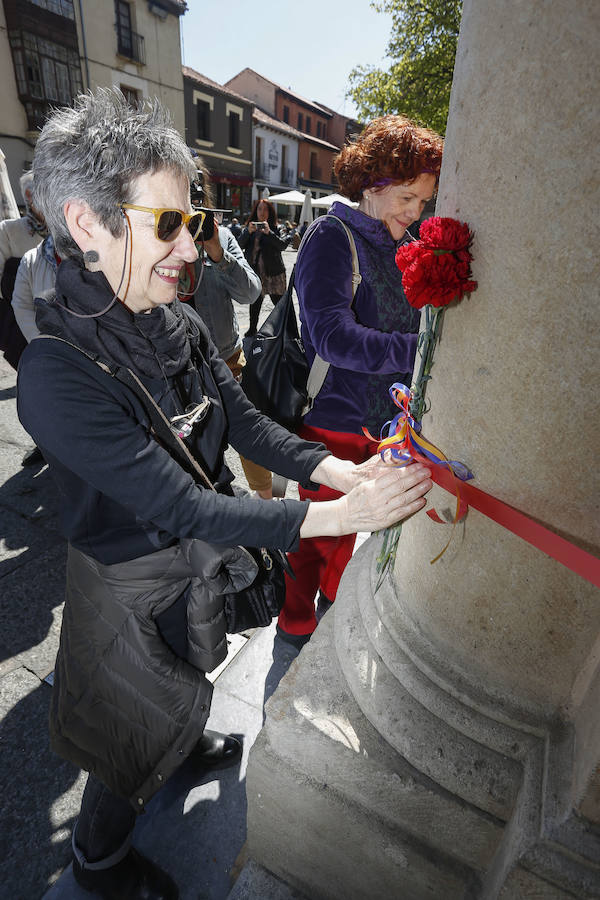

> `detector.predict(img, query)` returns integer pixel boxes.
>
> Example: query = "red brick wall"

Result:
[275,94,330,141]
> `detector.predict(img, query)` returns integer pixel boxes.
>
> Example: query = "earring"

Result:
[83,249,99,267]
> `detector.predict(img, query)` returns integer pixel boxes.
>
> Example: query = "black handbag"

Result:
[242,214,361,431]
[35,334,293,634]
[242,265,309,430]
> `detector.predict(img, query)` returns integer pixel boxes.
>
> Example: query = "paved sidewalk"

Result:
[0,339,303,899]
[0,252,301,899]
[0,248,367,899]
[43,621,303,900]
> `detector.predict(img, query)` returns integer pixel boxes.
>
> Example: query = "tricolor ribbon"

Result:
[364,383,473,562]
[364,383,600,588]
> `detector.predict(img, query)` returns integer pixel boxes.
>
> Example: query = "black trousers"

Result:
[73,774,137,868]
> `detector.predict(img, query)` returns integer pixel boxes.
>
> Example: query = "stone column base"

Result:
[246,537,598,899]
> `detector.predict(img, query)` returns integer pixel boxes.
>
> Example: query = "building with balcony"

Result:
[183,67,253,218]
[252,108,299,204]
[1,0,83,192]
[74,0,187,133]
[0,0,187,199]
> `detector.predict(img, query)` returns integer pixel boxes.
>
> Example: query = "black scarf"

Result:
[35,257,194,378]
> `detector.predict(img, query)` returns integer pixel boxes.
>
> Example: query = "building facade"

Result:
[75,0,186,133]
[1,0,84,195]
[225,67,342,198]
[183,67,253,218]
[316,105,362,150]
[0,0,187,203]
[273,87,339,194]
[252,108,299,204]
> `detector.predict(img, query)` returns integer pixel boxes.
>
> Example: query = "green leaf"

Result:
[347,0,463,135]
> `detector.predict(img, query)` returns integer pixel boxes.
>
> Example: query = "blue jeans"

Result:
[73,774,137,869]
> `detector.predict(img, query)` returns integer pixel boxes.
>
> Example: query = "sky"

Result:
[180,0,393,119]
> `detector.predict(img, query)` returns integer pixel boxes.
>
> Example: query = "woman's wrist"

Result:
[309,456,355,493]
[299,498,345,539]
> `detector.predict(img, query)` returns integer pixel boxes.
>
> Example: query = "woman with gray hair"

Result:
[17,89,432,900]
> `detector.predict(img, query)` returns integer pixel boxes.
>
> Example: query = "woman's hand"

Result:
[309,453,398,495]
[248,222,257,234]
[204,229,224,263]
[300,463,432,538]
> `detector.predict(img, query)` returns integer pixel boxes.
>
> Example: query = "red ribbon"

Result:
[428,464,600,589]
[368,384,600,587]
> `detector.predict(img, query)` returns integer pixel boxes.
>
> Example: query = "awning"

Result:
[311,192,358,209]
[267,190,306,205]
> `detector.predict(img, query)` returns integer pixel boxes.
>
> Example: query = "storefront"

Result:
[209,173,253,220]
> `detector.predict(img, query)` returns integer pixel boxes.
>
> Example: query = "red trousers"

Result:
[278,425,376,636]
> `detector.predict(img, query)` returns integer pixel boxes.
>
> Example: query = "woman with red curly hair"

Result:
[277,114,443,647]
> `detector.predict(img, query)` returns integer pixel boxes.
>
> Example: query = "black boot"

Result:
[190,729,242,770]
[73,847,178,899]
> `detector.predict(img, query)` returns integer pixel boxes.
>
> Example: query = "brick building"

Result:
[225,67,341,199]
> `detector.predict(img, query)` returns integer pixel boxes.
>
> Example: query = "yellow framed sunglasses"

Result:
[120,204,206,242]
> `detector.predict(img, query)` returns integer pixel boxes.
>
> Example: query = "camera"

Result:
[252,221,267,232]
[200,209,215,241]
[190,166,233,241]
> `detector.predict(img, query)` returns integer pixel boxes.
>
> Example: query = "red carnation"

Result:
[419,216,472,251]
[395,216,477,309]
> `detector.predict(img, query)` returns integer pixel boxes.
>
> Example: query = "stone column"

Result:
[246,2,600,897]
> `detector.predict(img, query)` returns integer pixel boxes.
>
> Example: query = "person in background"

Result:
[228,217,242,239]
[0,171,47,465]
[277,114,444,647]
[0,172,46,370]
[180,162,274,499]
[11,231,61,466]
[238,198,290,336]
[12,233,60,343]
[17,90,433,899]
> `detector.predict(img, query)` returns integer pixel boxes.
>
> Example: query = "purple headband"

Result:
[365,168,437,190]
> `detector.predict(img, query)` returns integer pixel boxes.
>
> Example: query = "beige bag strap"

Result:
[301,215,361,416]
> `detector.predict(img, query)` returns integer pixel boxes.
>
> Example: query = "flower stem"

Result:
[410,307,445,423]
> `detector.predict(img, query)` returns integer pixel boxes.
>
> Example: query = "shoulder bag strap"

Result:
[33,334,217,492]
[301,214,361,416]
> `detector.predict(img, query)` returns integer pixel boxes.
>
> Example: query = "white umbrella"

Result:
[267,190,305,205]
[299,189,313,226]
[0,149,19,221]
[312,192,358,209]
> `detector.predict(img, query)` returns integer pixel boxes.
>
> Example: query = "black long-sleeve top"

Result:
[17,265,329,564]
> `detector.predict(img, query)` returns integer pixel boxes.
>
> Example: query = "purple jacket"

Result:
[297,202,420,436]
